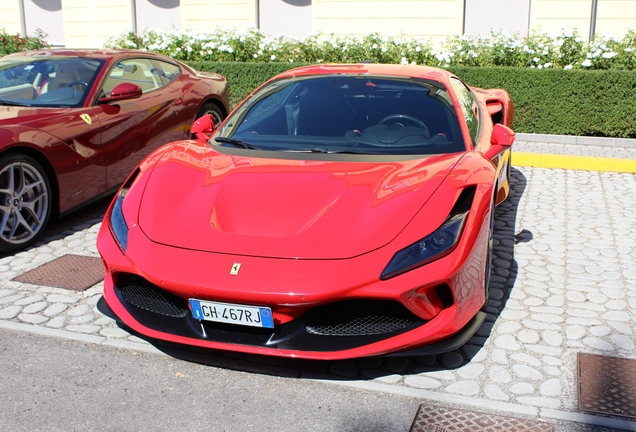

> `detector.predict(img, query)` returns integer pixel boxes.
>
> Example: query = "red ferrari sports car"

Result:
[97,63,514,359]
[0,49,228,252]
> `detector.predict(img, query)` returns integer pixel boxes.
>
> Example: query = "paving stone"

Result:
[539,378,562,396]
[512,365,544,381]
[491,349,508,364]
[22,301,48,314]
[488,365,512,383]
[17,314,48,324]
[610,334,635,350]
[70,315,94,324]
[372,374,402,384]
[515,396,561,409]
[456,363,485,379]
[484,384,510,401]
[43,303,68,317]
[582,337,614,351]
[0,305,22,319]
[46,316,66,328]
[511,353,541,367]
[495,334,520,350]
[0,294,25,305]
[15,294,45,306]
[518,329,540,344]
[67,304,90,317]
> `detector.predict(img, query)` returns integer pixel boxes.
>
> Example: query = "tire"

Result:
[195,102,224,129]
[481,196,495,312]
[0,153,52,253]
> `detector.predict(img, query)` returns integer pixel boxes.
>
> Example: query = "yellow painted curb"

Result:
[513,152,636,173]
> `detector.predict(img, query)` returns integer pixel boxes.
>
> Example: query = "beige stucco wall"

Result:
[180,0,257,32]
[529,0,593,36]
[0,0,22,35]
[595,0,636,38]
[62,0,133,48]
[312,0,464,43]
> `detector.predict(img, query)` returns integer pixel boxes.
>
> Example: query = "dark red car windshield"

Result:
[216,75,465,155]
[0,57,104,108]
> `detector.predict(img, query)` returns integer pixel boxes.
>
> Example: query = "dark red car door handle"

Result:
[174,98,184,105]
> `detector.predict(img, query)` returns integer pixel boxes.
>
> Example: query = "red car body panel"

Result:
[0,49,228,216]
[97,63,514,359]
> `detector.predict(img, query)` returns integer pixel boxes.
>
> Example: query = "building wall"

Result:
[24,0,65,46]
[0,0,22,35]
[595,0,636,38]
[136,0,181,32]
[260,0,311,38]
[529,0,593,36]
[312,0,464,43]
[464,0,531,37]
[62,0,133,48]
[180,0,257,32]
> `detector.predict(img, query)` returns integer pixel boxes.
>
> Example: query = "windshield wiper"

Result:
[214,137,262,150]
[282,148,377,154]
[0,98,31,107]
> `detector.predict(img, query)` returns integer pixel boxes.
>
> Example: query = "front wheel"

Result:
[0,154,52,253]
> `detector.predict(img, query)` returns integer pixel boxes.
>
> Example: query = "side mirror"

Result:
[99,82,142,103]
[191,114,215,140]
[484,124,515,160]
[490,123,515,146]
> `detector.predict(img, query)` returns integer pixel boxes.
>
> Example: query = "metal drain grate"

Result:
[409,405,553,432]
[578,352,636,420]
[12,254,104,291]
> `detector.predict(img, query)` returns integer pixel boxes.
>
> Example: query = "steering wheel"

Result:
[379,114,428,129]
[66,81,89,89]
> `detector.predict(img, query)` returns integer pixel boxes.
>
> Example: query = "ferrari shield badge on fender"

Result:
[230,263,241,275]
[80,114,92,125]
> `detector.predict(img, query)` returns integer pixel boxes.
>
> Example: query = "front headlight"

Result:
[380,210,469,280]
[109,188,129,252]
[109,169,139,253]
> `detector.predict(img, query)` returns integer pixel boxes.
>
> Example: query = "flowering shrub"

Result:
[105,26,636,70]
[0,29,49,56]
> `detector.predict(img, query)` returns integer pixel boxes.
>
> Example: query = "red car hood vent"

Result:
[138,144,463,259]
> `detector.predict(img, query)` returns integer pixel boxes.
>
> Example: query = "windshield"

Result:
[216,75,466,155]
[0,56,104,107]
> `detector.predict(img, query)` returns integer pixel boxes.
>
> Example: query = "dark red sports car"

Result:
[0,49,228,252]
[98,63,514,359]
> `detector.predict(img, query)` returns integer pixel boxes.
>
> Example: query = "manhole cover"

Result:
[409,405,553,432]
[578,352,636,420]
[12,254,104,291]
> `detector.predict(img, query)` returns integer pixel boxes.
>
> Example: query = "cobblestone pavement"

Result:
[1,166,636,430]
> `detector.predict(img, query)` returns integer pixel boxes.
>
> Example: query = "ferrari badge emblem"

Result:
[80,114,92,125]
[230,263,241,275]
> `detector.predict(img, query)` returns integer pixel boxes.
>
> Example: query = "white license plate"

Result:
[189,299,274,328]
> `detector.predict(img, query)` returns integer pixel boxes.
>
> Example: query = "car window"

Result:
[216,76,465,156]
[99,58,163,97]
[449,77,479,147]
[0,57,103,108]
[149,59,180,86]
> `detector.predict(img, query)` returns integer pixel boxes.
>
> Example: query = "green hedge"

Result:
[187,61,636,138]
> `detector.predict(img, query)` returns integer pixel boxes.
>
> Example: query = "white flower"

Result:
[564,64,573,70]
[271,54,276,60]
[602,52,617,59]
[400,56,408,64]
[581,59,592,67]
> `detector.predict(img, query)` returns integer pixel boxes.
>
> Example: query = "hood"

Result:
[138,142,464,259]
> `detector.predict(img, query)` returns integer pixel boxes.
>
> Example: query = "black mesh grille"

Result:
[306,300,420,336]
[116,274,188,318]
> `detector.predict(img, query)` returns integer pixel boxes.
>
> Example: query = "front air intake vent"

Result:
[116,273,188,318]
